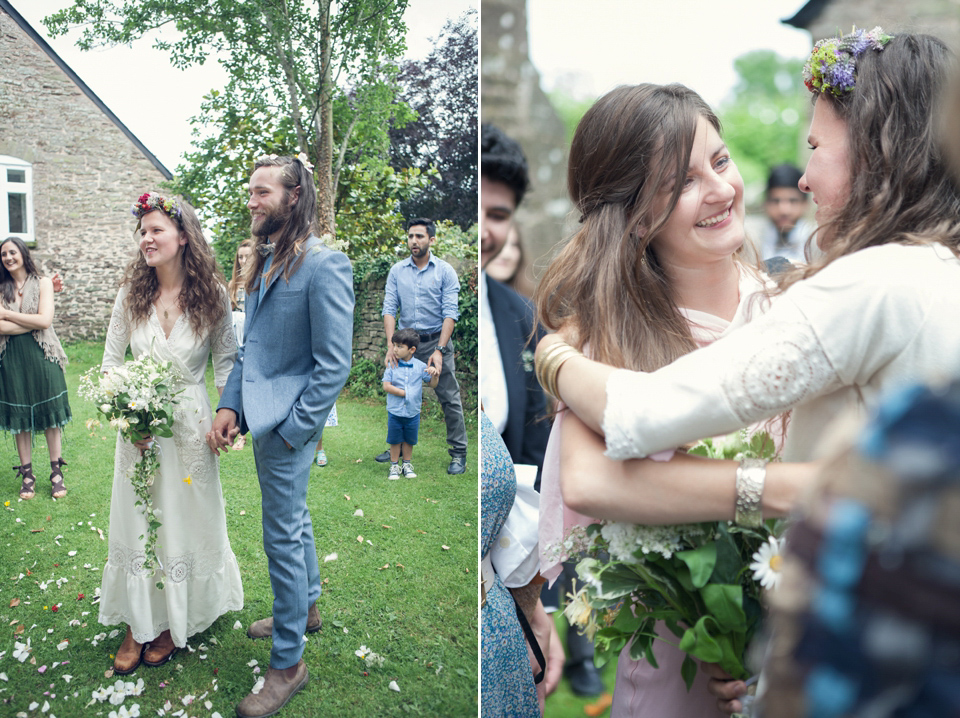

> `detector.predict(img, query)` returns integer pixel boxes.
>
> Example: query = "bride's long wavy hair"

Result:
[779,32,960,292]
[121,196,226,337]
[536,83,745,372]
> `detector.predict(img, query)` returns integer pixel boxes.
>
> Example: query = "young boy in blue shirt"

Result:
[382,328,440,478]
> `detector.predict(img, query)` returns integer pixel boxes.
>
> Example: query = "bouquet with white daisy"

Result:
[565,429,784,689]
[78,354,183,588]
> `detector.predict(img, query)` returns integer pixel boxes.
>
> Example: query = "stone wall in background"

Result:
[0,8,170,343]
[481,0,570,291]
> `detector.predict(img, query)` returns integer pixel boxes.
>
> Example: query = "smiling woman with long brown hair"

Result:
[0,236,71,501]
[98,192,243,678]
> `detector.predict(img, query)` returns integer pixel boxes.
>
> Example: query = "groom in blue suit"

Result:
[209,154,354,718]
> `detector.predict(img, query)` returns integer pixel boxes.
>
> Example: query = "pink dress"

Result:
[539,264,774,717]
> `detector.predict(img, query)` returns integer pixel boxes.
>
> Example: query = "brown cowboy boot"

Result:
[114,625,144,675]
[235,660,308,718]
[143,629,178,667]
[247,602,321,639]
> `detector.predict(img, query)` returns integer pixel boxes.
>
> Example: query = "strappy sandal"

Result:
[49,458,67,499]
[15,464,35,500]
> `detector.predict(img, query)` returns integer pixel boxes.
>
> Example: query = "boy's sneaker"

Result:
[388,463,401,480]
[401,461,417,478]
[315,449,327,467]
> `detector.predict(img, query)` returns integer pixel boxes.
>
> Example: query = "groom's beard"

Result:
[252,205,291,239]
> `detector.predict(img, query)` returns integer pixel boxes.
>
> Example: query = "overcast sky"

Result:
[527,0,813,109]
[12,0,477,171]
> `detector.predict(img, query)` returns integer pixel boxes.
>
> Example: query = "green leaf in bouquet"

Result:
[711,526,746,584]
[609,600,645,637]
[588,563,651,601]
[681,654,698,691]
[687,442,712,458]
[714,633,747,680]
[679,615,723,663]
[699,584,746,633]
[748,431,777,460]
[676,543,717,588]
[674,562,695,592]
[663,617,685,640]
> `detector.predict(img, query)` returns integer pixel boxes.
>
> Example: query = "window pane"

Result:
[8,193,26,233]
[6,169,25,183]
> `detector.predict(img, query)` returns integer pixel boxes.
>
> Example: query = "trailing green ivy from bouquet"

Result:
[564,430,783,688]
[78,354,183,589]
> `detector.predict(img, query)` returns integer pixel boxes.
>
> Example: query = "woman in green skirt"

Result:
[0,237,71,499]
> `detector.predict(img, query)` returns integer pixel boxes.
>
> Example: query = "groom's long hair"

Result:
[246,155,318,293]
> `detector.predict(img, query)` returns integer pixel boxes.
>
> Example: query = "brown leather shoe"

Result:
[143,629,178,667]
[247,603,321,639]
[114,625,144,675]
[235,660,308,718]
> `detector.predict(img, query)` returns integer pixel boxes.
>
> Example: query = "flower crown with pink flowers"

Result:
[130,192,183,222]
[803,26,893,98]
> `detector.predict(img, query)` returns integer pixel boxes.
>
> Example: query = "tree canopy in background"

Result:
[718,50,808,198]
[389,9,478,230]
[44,0,476,266]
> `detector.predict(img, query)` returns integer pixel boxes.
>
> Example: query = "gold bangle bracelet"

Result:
[537,343,582,398]
[534,341,566,393]
[537,343,571,398]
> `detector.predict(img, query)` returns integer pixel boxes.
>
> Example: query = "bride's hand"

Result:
[133,436,154,454]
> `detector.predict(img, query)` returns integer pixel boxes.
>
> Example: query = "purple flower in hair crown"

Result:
[803,26,893,98]
[131,192,183,221]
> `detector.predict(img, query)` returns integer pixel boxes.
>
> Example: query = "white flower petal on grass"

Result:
[251,677,265,695]
[62,675,72,683]
[388,680,400,693]
[246,659,258,667]
[233,620,242,630]
[28,702,38,711]
[181,695,194,706]
[323,553,337,562]
[57,640,69,651]
[0,672,7,681]
[353,509,363,517]
[750,536,783,591]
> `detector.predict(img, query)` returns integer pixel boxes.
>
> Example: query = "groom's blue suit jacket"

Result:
[219,235,354,449]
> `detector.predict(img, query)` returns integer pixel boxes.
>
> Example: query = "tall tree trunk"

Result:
[315,0,336,236]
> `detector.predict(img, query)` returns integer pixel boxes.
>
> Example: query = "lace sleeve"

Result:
[211,290,237,388]
[601,302,841,460]
[102,287,132,371]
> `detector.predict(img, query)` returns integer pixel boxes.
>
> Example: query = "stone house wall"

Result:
[481,0,570,291]
[0,5,171,344]
[790,0,960,46]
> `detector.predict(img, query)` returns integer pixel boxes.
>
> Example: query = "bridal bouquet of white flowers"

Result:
[78,355,182,588]
[564,430,784,688]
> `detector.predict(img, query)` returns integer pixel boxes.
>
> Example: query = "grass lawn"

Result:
[544,615,617,718]
[0,342,478,717]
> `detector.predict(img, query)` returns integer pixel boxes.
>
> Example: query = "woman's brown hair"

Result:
[536,83,738,372]
[780,32,960,291]
[121,195,227,337]
[228,239,254,309]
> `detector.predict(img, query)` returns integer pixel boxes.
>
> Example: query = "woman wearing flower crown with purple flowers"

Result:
[536,28,960,716]
[98,192,243,676]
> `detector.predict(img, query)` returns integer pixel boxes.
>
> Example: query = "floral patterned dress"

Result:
[97,285,243,646]
[480,412,539,717]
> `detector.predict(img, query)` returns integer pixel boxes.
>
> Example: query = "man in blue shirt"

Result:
[379,218,468,474]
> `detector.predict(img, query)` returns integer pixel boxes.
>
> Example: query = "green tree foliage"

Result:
[44,0,413,238]
[389,10,478,229]
[547,89,596,144]
[718,51,808,194]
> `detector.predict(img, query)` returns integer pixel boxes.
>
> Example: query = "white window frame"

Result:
[0,155,35,246]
